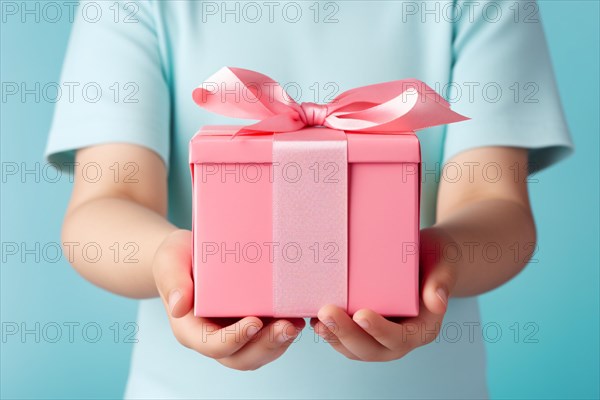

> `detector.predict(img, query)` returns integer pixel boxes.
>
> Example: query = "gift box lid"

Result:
[190,126,420,164]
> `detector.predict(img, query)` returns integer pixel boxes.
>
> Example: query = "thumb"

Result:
[152,229,194,318]
[420,228,459,315]
[422,261,458,315]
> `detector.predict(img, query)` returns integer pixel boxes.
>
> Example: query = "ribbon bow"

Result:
[193,67,468,136]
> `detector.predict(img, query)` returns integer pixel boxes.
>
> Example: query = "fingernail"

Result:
[246,325,260,338]
[276,334,287,344]
[168,290,182,314]
[317,309,331,324]
[355,318,370,330]
[436,287,448,306]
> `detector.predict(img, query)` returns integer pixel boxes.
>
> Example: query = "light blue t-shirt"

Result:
[46,1,572,399]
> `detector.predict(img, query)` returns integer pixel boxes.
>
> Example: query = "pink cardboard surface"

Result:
[191,127,420,317]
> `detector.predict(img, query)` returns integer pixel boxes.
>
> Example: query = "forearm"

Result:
[428,197,536,297]
[62,196,178,298]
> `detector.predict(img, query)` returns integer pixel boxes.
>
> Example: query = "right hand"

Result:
[152,229,305,371]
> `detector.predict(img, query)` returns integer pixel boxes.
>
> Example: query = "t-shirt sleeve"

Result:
[45,0,170,170]
[444,0,573,172]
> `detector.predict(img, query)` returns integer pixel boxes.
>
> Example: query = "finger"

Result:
[220,319,304,370]
[153,230,194,318]
[419,228,459,315]
[353,306,444,350]
[317,304,387,360]
[351,308,434,351]
[313,321,360,360]
[285,317,307,331]
[174,313,264,359]
[350,309,407,350]
[244,318,304,350]
[421,260,458,315]
[400,309,444,348]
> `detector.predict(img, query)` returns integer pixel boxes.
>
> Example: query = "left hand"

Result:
[310,228,458,361]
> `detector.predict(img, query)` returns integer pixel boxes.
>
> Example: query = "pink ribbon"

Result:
[271,129,348,316]
[193,67,467,316]
[192,67,468,136]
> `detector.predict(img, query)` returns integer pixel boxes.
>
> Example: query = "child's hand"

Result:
[310,228,457,361]
[153,229,305,371]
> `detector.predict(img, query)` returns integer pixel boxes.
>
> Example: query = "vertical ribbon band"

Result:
[272,129,348,317]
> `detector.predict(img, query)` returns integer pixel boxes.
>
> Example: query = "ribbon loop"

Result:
[193,67,469,135]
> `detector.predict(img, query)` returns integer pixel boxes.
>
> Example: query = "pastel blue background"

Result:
[1,1,598,399]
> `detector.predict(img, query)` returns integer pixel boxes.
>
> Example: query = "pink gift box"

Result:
[190,125,421,318]
[189,67,467,318]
